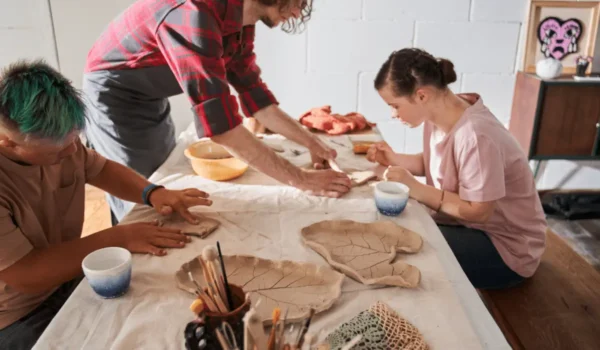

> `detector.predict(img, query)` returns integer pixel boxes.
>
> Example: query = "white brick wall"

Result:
[0,0,57,68]
[365,0,471,21]
[253,0,599,189]
[255,0,525,152]
[0,0,597,189]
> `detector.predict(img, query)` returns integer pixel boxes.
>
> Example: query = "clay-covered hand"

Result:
[149,188,213,224]
[366,142,396,166]
[298,169,352,198]
[114,221,191,256]
[384,166,417,187]
[308,137,338,169]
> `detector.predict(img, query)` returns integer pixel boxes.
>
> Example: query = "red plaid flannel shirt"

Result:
[85,0,277,137]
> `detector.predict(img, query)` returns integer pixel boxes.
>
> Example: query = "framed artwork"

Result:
[523,1,600,75]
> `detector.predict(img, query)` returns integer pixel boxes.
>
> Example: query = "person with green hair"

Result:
[0,60,213,349]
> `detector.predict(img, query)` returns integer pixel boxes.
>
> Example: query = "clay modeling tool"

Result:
[221,322,239,350]
[203,246,228,310]
[328,159,344,173]
[215,328,232,350]
[244,309,268,350]
[267,308,281,350]
[295,308,315,348]
[383,165,392,181]
[217,241,234,310]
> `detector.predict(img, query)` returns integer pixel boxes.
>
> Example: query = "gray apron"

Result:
[82,66,184,222]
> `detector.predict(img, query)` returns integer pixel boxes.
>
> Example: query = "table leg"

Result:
[533,160,543,181]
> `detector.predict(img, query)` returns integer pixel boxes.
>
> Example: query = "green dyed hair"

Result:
[0,60,85,142]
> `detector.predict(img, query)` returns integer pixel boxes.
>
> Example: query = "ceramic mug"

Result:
[82,247,132,298]
[374,181,410,216]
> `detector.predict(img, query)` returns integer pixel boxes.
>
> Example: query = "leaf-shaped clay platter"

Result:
[301,220,423,288]
[176,255,344,325]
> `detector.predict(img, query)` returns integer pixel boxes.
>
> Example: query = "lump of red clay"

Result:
[300,105,375,135]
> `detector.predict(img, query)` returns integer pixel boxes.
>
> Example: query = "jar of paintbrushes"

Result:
[183,243,357,350]
[185,243,249,350]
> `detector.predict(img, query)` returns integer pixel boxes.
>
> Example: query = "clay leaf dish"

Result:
[302,164,377,187]
[348,169,377,186]
[158,215,220,238]
[175,255,344,325]
[301,220,423,288]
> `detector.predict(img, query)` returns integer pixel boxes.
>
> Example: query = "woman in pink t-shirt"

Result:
[368,48,547,290]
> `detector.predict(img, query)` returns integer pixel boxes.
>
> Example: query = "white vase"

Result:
[536,58,563,79]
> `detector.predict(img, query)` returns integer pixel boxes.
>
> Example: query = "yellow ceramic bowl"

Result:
[184,140,248,181]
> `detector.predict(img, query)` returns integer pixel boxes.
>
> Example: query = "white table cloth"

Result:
[35,126,510,350]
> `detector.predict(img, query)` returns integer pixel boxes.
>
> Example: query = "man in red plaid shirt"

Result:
[83,0,351,223]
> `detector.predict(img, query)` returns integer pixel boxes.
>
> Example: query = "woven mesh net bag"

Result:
[325,301,428,350]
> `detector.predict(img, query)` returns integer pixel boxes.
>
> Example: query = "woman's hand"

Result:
[366,142,396,166]
[383,166,419,188]
[148,188,212,224]
[114,221,191,256]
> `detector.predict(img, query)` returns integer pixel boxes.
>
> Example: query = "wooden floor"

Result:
[83,185,111,237]
[548,218,600,271]
[480,230,600,349]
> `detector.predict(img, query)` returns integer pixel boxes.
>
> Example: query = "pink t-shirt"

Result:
[423,94,547,277]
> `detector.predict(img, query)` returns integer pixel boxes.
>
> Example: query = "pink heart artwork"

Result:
[537,16,583,60]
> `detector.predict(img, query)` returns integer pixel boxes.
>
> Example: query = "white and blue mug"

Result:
[374,181,410,216]
[82,247,132,299]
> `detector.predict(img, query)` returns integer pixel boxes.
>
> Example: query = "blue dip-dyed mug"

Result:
[82,247,132,299]
[374,181,410,216]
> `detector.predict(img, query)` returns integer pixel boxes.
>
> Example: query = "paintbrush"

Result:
[185,264,203,295]
[198,257,219,297]
[276,308,289,350]
[197,291,219,313]
[217,241,234,311]
[203,246,229,310]
[295,308,315,348]
[185,267,218,313]
[205,265,229,312]
[199,253,227,312]
[267,308,281,350]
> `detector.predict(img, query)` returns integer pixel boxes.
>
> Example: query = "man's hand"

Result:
[296,168,352,198]
[366,142,396,166]
[308,137,337,169]
[148,188,212,224]
[114,221,191,256]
